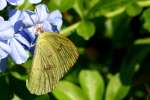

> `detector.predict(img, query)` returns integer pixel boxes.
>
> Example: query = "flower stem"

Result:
[60,22,80,36]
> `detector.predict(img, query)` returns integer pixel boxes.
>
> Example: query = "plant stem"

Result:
[60,22,80,36]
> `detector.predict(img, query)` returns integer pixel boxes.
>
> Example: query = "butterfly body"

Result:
[26,32,79,95]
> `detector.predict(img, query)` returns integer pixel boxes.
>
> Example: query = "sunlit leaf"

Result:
[134,38,150,45]
[142,8,150,32]
[84,0,99,9]
[73,0,84,18]
[88,0,127,18]
[48,0,75,11]
[105,74,130,100]
[79,70,104,100]
[77,21,95,40]
[10,71,27,81]
[59,0,75,11]
[53,81,86,100]
[126,2,142,16]
[12,94,21,100]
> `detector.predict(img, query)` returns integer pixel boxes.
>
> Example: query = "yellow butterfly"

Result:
[26,32,79,95]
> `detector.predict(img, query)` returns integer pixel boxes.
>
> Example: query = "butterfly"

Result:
[26,32,79,95]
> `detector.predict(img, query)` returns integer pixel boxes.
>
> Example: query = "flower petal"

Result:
[22,10,36,26]
[51,18,62,31]
[30,13,39,24]
[0,16,4,22]
[14,20,24,32]
[0,41,10,60]
[23,26,36,42]
[35,4,49,22]
[8,10,23,25]
[42,21,53,32]
[29,0,41,4]
[0,49,8,59]
[20,10,38,26]
[0,21,14,40]
[0,58,7,72]
[0,0,7,11]
[0,28,14,40]
[14,34,30,48]
[0,21,11,30]
[49,10,62,19]
[0,41,11,54]
[9,38,29,64]
[7,0,24,5]
[19,30,35,45]
[48,10,63,31]
[8,9,16,18]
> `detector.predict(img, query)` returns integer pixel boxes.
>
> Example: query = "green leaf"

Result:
[84,0,99,9]
[126,2,142,16]
[10,71,27,81]
[120,45,150,85]
[34,95,49,100]
[105,74,130,100]
[59,0,75,11]
[48,0,75,11]
[79,70,104,100]
[88,0,127,18]
[12,95,22,100]
[137,0,150,7]
[111,13,132,48]
[22,58,32,69]
[9,76,35,99]
[73,0,84,18]
[53,81,86,100]
[134,37,150,45]
[73,0,99,18]
[87,0,148,18]
[142,8,150,32]
[77,21,95,40]
[0,75,12,100]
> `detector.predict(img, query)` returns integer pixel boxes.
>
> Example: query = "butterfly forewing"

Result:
[26,32,79,95]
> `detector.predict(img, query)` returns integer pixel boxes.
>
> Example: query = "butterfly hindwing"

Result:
[26,32,79,95]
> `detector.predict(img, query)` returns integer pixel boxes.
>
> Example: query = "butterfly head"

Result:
[34,24,59,35]
[34,24,44,35]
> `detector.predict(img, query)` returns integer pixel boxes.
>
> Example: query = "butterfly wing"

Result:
[26,32,79,95]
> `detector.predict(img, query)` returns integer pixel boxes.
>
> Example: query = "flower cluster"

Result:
[0,4,62,65]
[0,0,42,10]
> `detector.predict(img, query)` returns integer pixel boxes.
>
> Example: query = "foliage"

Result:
[1,0,150,99]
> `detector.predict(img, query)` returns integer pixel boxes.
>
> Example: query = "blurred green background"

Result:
[1,0,150,100]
